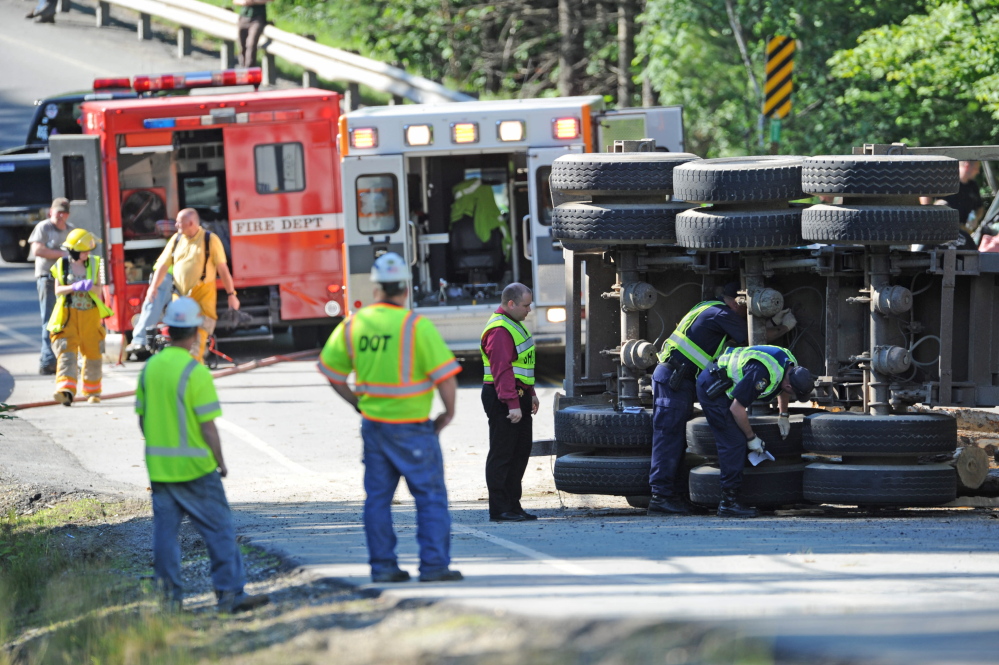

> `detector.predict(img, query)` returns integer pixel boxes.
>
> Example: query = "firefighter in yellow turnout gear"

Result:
[47,229,113,405]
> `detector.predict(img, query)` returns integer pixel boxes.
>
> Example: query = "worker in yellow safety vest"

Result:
[318,252,463,584]
[136,297,269,613]
[480,282,539,522]
[48,228,113,405]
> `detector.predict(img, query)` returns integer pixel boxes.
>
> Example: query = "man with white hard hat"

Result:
[318,253,463,584]
[136,297,268,613]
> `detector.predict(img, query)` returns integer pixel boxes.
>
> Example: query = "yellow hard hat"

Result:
[62,228,100,252]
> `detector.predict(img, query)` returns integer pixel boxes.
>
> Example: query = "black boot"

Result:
[716,489,757,518]
[647,493,692,516]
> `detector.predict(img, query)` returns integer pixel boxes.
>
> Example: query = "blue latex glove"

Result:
[71,279,93,292]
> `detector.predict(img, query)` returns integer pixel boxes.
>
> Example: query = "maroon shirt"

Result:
[482,308,536,410]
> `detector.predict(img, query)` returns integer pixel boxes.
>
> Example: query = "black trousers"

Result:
[481,383,533,518]
[237,14,267,68]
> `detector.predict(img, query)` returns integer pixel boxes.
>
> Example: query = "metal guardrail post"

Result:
[177,26,191,57]
[345,83,360,110]
[59,0,70,13]
[138,12,151,40]
[302,70,317,88]
[96,1,110,26]
[262,53,277,85]
[220,41,236,69]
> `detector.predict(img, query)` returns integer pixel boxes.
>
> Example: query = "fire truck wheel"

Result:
[551,202,693,244]
[803,462,956,506]
[291,325,320,350]
[554,404,653,447]
[674,207,803,250]
[802,155,959,197]
[802,413,957,456]
[553,453,652,495]
[625,495,651,508]
[688,462,806,508]
[686,415,804,459]
[550,152,701,197]
[672,156,805,203]
[801,204,959,246]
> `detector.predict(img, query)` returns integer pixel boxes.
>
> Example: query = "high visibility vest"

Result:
[47,256,113,333]
[717,345,796,402]
[341,305,450,422]
[657,300,729,368]
[480,312,536,386]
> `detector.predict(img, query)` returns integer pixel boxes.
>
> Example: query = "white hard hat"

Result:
[371,252,408,283]
[162,297,204,327]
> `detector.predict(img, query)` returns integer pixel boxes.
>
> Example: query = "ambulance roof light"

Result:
[451,122,478,144]
[131,68,262,93]
[553,116,581,140]
[497,120,525,142]
[405,124,433,146]
[351,127,378,149]
[92,77,132,91]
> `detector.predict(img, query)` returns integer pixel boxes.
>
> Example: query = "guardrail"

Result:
[78,0,473,104]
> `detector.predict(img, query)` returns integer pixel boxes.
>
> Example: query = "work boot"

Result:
[716,490,758,518]
[647,493,692,516]
[419,568,463,583]
[371,568,411,583]
[53,390,73,407]
[87,395,101,404]
[34,14,55,22]
[216,591,269,614]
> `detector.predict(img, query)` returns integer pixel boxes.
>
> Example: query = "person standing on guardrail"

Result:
[145,209,240,363]
[695,345,813,518]
[648,282,795,516]
[136,297,269,614]
[234,0,272,68]
[47,229,113,406]
[317,253,463,584]
[480,283,539,523]
[28,198,74,375]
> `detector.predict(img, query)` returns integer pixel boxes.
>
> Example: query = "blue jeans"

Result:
[648,363,696,496]
[361,418,451,576]
[151,471,245,601]
[695,369,749,493]
[131,273,174,347]
[37,276,56,368]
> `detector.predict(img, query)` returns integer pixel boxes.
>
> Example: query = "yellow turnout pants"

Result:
[178,281,217,363]
[50,306,105,397]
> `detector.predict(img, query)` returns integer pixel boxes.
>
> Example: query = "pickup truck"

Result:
[0,91,134,262]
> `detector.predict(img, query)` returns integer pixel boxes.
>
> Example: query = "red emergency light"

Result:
[553,117,581,140]
[92,77,132,91]
[131,68,263,93]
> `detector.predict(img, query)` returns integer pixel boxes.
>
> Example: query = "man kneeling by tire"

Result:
[695,345,813,518]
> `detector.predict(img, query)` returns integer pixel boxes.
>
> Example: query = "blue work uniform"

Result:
[649,304,747,497]
[695,345,791,493]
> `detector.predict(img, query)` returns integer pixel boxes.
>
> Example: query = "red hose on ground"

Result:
[10,349,320,411]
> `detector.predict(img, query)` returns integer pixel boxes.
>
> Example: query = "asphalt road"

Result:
[2,8,999,663]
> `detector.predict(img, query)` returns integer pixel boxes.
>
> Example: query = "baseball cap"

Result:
[721,281,740,299]
[787,365,814,401]
[51,197,70,213]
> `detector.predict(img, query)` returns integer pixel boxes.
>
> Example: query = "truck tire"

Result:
[0,242,30,263]
[802,413,956,456]
[688,462,806,508]
[686,415,804,458]
[801,204,958,246]
[554,404,653,447]
[672,156,805,203]
[801,155,959,197]
[549,153,700,197]
[803,462,956,506]
[291,325,319,350]
[551,202,692,244]
[675,207,803,250]
[553,453,652,495]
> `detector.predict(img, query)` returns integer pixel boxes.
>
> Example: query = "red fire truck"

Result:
[48,69,346,353]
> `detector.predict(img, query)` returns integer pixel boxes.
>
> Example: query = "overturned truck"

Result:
[550,142,999,509]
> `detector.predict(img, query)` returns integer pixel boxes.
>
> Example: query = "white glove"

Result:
[771,308,790,326]
[747,435,765,453]
[781,311,797,331]
[778,413,791,439]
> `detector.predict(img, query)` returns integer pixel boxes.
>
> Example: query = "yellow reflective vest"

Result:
[718,346,796,402]
[657,300,729,368]
[47,256,113,333]
[480,312,535,386]
[318,303,461,423]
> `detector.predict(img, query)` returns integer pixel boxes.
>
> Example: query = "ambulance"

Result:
[339,96,684,351]
[48,69,346,351]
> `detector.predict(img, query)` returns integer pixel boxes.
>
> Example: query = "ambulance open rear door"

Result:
[342,154,410,311]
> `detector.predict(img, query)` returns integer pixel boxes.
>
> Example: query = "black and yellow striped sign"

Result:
[764,36,795,119]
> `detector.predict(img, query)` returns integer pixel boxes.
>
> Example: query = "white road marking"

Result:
[0,33,116,76]
[0,322,40,348]
[215,417,317,476]
[453,524,658,583]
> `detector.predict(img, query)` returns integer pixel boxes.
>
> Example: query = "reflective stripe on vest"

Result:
[47,256,113,333]
[657,301,729,368]
[142,359,211,459]
[718,346,796,401]
[480,313,536,386]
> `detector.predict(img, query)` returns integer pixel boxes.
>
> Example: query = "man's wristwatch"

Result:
[780,412,790,417]
[227,290,237,296]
